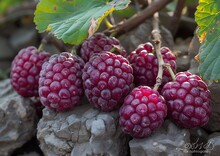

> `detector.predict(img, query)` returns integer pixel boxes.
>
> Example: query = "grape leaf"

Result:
[34,0,130,45]
[195,0,220,80]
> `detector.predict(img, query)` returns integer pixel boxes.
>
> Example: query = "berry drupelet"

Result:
[79,33,126,62]
[39,52,85,112]
[82,52,133,112]
[128,42,176,89]
[162,72,212,128]
[119,86,167,138]
[10,46,51,97]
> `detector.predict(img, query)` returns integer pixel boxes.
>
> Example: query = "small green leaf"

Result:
[195,0,220,80]
[34,0,130,45]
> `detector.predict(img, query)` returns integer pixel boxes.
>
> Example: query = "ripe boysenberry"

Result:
[128,42,176,88]
[82,52,133,112]
[119,86,167,138]
[39,52,85,112]
[10,46,51,97]
[162,72,212,128]
[79,33,126,62]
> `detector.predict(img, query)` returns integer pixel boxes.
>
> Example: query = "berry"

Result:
[39,52,85,112]
[82,52,133,112]
[161,72,212,128]
[128,42,176,88]
[79,33,126,62]
[119,86,167,138]
[10,46,51,97]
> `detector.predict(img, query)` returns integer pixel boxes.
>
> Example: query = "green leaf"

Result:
[195,0,220,80]
[34,0,130,45]
[199,38,220,80]
[113,6,136,18]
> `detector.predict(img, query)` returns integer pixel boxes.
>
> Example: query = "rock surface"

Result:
[0,79,37,156]
[203,82,220,132]
[9,27,38,52]
[119,19,174,52]
[129,120,191,156]
[204,133,220,156]
[0,37,14,60]
[188,34,200,75]
[37,102,130,156]
[189,128,209,156]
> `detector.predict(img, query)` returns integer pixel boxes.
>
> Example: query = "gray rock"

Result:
[189,128,209,156]
[176,55,190,72]
[204,133,220,156]
[189,128,209,146]
[188,35,200,60]
[18,152,41,156]
[37,102,130,156]
[9,27,38,52]
[44,43,60,54]
[129,120,191,156]
[0,79,37,156]
[188,59,199,75]
[0,36,14,60]
[119,19,174,52]
[188,34,200,75]
[203,82,220,132]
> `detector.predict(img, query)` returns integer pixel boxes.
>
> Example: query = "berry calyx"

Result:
[39,52,85,112]
[82,52,133,112]
[119,86,167,138]
[162,72,212,128]
[10,46,51,97]
[79,33,127,62]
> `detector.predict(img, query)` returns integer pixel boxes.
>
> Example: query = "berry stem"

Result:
[152,11,164,91]
[37,43,44,52]
[38,34,51,52]
[104,18,114,29]
[164,63,176,81]
[71,48,77,55]
[104,0,172,37]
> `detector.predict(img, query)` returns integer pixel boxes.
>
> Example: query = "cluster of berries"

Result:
[10,33,212,139]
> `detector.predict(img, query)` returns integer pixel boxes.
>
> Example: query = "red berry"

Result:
[128,42,176,88]
[162,72,212,128]
[119,86,167,138]
[39,52,85,112]
[79,33,126,62]
[82,52,133,112]
[10,46,51,97]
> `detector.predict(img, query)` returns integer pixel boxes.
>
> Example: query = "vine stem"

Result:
[169,0,186,36]
[164,63,176,81]
[104,0,172,37]
[152,11,164,91]
[37,43,44,52]
[37,34,51,52]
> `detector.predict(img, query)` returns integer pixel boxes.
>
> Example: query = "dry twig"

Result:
[106,0,172,37]
[169,0,186,36]
[152,12,164,91]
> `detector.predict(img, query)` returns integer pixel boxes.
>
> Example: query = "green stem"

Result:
[71,48,76,55]
[165,63,176,81]
[38,43,44,52]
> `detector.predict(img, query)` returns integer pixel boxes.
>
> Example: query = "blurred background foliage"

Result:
[0,0,25,15]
